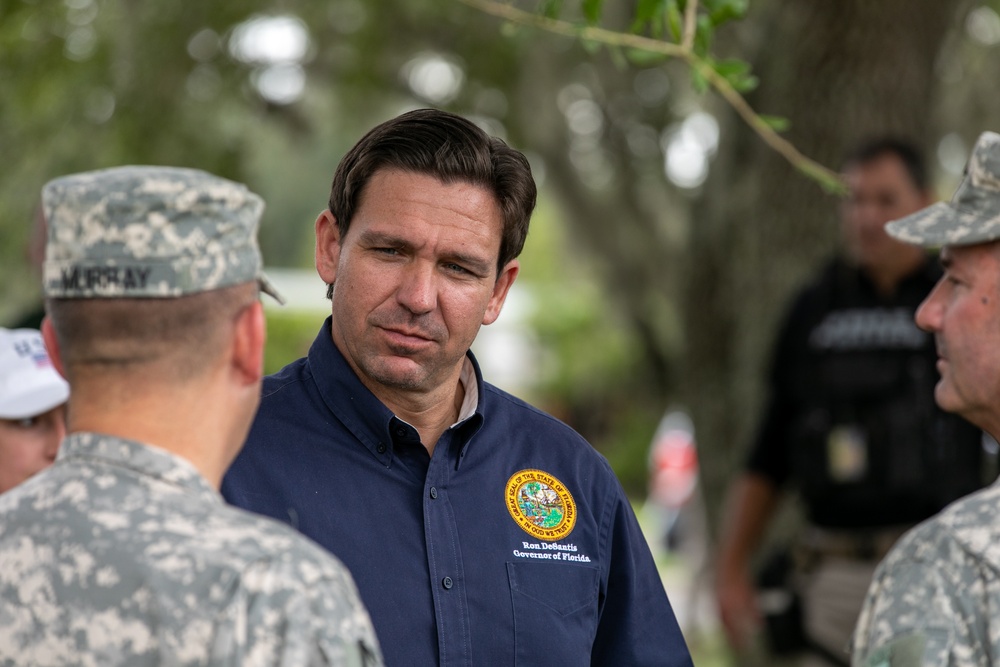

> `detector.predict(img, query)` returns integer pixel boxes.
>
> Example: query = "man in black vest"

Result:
[714,139,990,666]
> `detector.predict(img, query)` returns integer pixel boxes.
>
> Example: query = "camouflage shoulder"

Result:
[932,484,1000,567]
[853,516,989,666]
[876,488,1000,572]
[239,546,383,667]
[858,631,951,667]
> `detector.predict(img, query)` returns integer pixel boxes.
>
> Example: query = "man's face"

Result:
[916,243,1000,430]
[0,404,65,493]
[841,154,930,270]
[316,168,518,398]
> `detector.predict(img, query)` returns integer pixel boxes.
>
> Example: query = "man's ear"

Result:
[483,260,520,326]
[231,301,265,386]
[315,210,342,286]
[41,315,67,380]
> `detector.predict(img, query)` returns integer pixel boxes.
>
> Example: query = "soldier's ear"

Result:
[231,301,265,386]
[41,316,67,381]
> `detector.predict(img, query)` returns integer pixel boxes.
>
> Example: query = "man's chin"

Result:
[364,358,427,392]
[934,382,964,416]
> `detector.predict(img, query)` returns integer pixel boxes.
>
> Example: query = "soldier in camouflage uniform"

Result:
[851,131,1000,666]
[0,166,383,666]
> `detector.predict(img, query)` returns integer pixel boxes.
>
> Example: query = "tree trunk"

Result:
[684,0,973,538]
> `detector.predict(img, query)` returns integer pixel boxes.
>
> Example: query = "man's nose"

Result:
[915,286,943,333]
[397,262,437,314]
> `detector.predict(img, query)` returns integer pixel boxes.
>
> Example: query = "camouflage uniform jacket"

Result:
[852,479,1000,666]
[0,432,383,667]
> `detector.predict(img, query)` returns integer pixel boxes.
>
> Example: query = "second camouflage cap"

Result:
[42,165,284,302]
[887,131,1000,247]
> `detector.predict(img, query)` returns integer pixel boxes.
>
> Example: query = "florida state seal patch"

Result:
[506,469,577,541]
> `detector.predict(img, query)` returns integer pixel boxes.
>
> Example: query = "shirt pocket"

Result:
[506,560,600,666]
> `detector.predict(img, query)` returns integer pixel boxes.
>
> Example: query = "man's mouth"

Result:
[381,326,435,348]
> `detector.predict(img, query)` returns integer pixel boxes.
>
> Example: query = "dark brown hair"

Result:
[325,108,536,298]
[843,137,929,192]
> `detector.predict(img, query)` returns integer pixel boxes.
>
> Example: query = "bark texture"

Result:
[684,0,973,532]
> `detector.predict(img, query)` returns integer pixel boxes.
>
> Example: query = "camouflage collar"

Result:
[56,432,220,502]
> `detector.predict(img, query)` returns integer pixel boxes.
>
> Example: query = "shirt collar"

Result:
[56,431,221,503]
[307,317,485,466]
[453,356,479,426]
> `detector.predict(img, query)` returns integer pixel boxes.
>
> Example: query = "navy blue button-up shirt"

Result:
[223,318,692,666]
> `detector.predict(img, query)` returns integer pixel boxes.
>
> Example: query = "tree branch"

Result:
[458,0,845,192]
[682,0,699,51]
[459,0,686,57]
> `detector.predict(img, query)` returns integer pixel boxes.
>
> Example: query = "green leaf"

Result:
[714,59,758,92]
[666,0,683,42]
[694,14,713,55]
[539,0,564,19]
[690,65,709,94]
[758,114,791,132]
[732,74,758,92]
[631,0,659,29]
[709,0,749,25]
[625,48,670,67]
[813,170,848,195]
[581,37,603,55]
[713,58,750,77]
[500,21,521,38]
[582,0,604,24]
[608,43,629,69]
[632,0,668,39]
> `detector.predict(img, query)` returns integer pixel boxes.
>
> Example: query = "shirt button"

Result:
[376,443,387,453]
[442,577,453,590]
[429,487,438,499]
[395,427,407,437]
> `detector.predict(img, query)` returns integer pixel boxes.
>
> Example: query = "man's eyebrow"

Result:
[357,229,494,275]
[357,229,408,248]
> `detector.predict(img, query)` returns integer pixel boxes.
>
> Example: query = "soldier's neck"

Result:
[65,377,241,489]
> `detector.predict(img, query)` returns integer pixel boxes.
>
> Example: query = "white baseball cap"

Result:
[0,328,70,420]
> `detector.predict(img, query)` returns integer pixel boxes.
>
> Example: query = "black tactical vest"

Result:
[783,260,990,527]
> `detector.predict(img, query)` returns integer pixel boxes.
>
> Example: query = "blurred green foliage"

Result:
[263,310,323,375]
[1,0,692,499]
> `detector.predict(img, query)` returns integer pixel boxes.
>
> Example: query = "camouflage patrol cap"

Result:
[887,131,1000,247]
[42,165,284,302]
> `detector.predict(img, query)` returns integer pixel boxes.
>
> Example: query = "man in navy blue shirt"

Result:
[223,108,693,666]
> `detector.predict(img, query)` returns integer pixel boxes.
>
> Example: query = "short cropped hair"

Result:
[325,108,536,298]
[46,283,258,383]
[842,137,929,192]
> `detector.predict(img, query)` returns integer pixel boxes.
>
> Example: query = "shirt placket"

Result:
[423,427,472,667]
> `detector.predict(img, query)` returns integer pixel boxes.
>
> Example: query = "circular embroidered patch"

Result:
[505,469,577,541]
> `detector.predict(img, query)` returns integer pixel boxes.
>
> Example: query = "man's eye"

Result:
[16,417,37,428]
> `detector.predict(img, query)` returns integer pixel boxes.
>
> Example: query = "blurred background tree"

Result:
[2,0,998,541]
